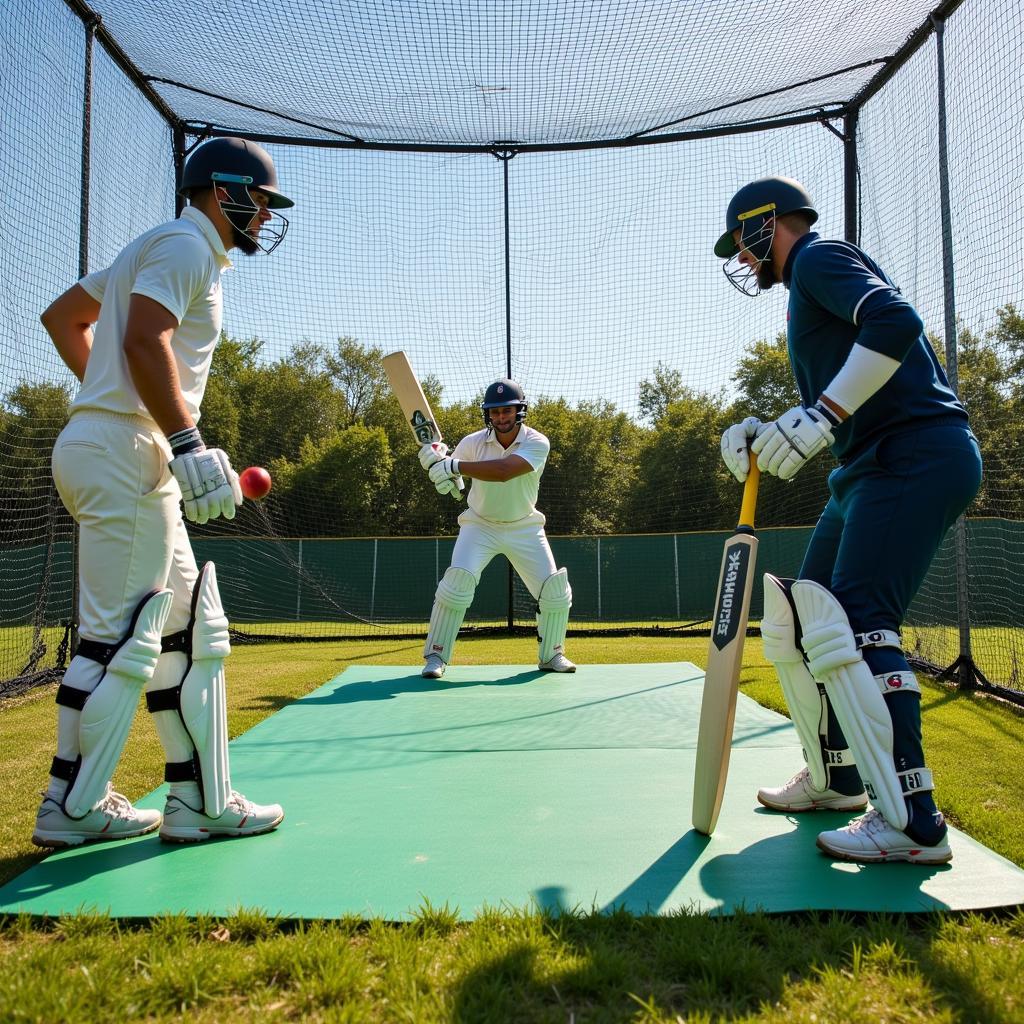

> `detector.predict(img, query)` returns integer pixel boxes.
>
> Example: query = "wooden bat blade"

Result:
[382,350,442,446]
[692,462,761,836]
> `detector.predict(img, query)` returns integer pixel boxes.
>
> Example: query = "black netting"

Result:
[3,0,1021,700]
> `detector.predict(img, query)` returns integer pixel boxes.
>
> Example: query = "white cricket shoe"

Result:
[159,791,284,843]
[757,766,868,813]
[817,808,953,865]
[422,654,446,679]
[539,653,576,673]
[32,783,161,848]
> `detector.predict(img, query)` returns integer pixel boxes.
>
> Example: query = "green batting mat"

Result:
[2,663,1022,920]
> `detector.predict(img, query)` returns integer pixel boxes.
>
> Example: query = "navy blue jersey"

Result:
[783,233,967,460]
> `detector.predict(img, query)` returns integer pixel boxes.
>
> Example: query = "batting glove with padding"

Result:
[418,442,448,470]
[167,426,243,525]
[751,403,835,480]
[428,457,461,484]
[720,416,765,482]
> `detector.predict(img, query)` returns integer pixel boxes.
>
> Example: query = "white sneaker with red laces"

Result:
[757,766,868,813]
[159,790,284,843]
[32,783,161,848]
[816,808,953,864]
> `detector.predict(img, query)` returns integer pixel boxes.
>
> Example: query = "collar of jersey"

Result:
[782,230,817,287]
[486,426,522,447]
[180,206,233,270]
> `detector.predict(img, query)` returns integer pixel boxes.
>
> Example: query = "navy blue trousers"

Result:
[797,421,982,837]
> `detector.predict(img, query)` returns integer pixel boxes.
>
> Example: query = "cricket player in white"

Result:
[33,138,291,847]
[418,379,576,678]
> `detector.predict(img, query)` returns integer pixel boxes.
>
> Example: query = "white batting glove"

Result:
[428,457,461,485]
[435,474,465,498]
[720,416,764,482]
[418,442,448,470]
[170,448,243,524]
[751,404,835,480]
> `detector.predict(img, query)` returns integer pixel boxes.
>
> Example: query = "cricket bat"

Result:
[692,458,761,835]
[382,350,463,500]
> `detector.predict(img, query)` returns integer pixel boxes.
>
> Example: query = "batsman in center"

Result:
[417,379,576,679]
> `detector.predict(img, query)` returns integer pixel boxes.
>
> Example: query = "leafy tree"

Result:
[731,331,801,419]
[272,424,393,536]
[527,397,642,535]
[638,361,686,425]
[623,389,733,533]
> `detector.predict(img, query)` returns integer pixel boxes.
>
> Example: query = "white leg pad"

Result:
[423,567,476,663]
[63,589,174,818]
[537,568,572,664]
[762,574,831,791]
[180,563,232,817]
[790,579,907,830]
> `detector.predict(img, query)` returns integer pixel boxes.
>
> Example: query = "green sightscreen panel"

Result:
[2,663,1022,920]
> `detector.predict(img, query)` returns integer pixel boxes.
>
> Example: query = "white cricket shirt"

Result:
[72,206,231,427]
[453,424,550,523]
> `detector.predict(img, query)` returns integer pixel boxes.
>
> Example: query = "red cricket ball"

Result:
[239,466,272,500]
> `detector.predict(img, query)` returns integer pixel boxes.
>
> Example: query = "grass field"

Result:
[1,634,1023,1022]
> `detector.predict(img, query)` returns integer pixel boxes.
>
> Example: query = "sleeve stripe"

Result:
[852,285,889,325]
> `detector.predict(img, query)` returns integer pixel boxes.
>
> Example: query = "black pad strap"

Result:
[145,687,181,713]
[165,760,198,783]
[50,756,77,781]
[161,630,190,655]
[55,684,90,710]
[77,638,118,665]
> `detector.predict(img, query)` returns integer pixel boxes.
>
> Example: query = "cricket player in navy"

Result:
[716,176,981,864]
[34,138,292,847]
[417,380,576,679]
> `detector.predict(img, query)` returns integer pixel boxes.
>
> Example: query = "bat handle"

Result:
[738,457,760,530]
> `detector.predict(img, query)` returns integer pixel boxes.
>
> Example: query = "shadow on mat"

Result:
[0,833,188,902]
[295,670,542,705]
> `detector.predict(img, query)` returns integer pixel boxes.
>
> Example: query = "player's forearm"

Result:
[124,333,193,437]
[456,458,531,482]
[44,324,93,382]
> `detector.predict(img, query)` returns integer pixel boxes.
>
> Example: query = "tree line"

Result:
[2,305,1022,541]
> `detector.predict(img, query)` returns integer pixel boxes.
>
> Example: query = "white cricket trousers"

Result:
[451,508,557,597]
[52,411,199,642]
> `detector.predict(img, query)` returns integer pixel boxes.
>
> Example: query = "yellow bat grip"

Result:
[738,456,760,530]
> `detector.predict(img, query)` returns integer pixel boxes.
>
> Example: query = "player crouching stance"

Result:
[418,379,576,678]
[715,176,981,864]
[33,138,291,847]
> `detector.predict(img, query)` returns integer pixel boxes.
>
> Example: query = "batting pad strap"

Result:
[56,684,90,710]
[875,671,920,696]
[900,766,934,795]
[856,628,902,651]
[50,756,77,781]
[145,687,180,714]
[164,760,199,783]
[824,746,856,770]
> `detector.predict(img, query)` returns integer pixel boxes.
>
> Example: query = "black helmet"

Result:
[481,378,527,428]
[180,137,294,209]
[714,176,817,259]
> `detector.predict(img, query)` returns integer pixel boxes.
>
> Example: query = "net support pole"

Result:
[495,147,517,633]
[69,15,99,663]
[931,12,974,691]
[842,108,859,244]
[173,124,187,217]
